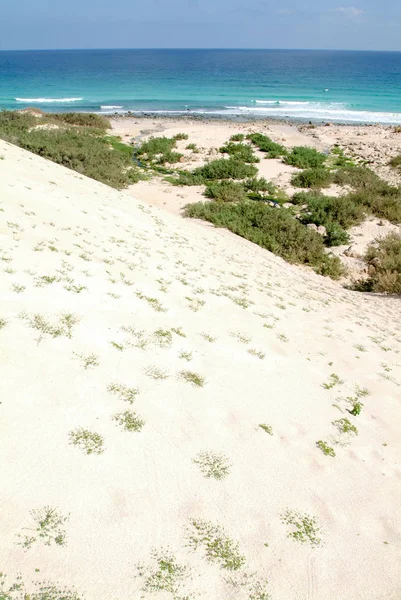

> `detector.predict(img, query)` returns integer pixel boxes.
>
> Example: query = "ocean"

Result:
[1,49,401,124]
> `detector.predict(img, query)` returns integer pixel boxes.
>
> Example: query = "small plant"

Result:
[201,332,216,343]
[107,382,139,404]
[230,330,251,344]
[22,312,79,340]
[73,352,99,370]
[281,509,322,546]
[17,506,69,550]
[349,401,363,416]
[0,318,7,329]
[179,350,192,361]
[110,341,124,351]
[174,132,189,141]
[316,440,336,457]
[154,328,173,347]
[179,370,205,387]
[193,451,231,480]
[172,327,186,338]
[186,142,199,152]
[145,365,169,380]
[230,133,245,142]
[332,418,358,436]
[248,348,265,359]
[322,373,344,389]
[137,548,192,598]
[258,423,273,435]
[113,410,144,432]
[69,428,105,455]
[186,518,246,571]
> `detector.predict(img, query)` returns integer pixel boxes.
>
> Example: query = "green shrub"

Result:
[332,165,382,190]
[219,142,259,163]
[137,136,177,161]
[284,146,327,169]
[204,181,247,202]
[246,133,287,158]
[184,201,343,278]
[51,112,111,129]
[0,110,142,189]
[156,150,183,164]
[362,233,401,294]
[186,143,199,151]
[389,155,401,169]
[173,132,189,140]
[243,177,276,193]
[230,133,245,142]
[291,168,332,188]
[297,192,364,246]
[192,157,258,181]
[330,146,355,168]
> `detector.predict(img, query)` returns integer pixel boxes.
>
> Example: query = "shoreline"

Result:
[108,111,401,127]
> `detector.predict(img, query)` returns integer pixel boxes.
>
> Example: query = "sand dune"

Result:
[1,138,400,600]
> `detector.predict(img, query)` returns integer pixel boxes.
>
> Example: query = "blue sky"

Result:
[1,0,400,51]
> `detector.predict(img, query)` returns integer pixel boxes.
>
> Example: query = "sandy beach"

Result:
[1,131,401,600]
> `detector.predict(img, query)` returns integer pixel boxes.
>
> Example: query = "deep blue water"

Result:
[1,49,401,123]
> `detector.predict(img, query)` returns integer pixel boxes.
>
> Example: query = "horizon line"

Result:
[1,47,401,53]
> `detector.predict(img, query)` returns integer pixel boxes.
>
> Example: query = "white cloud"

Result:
[336,6,364,17]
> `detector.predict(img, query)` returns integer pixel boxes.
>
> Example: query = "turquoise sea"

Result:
[1,49,401,123]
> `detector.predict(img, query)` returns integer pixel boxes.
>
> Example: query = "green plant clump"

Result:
[281,509,322,546]
[68,428,105,455]
[284,146,327,169]
[193,451,231,480]
[361,233,401,294]
[191,157,258,181]
[186,518,246,571]
[184,201,343,279]
[0,111,143,189]
[291,168,332,189]
[219,142,259,163]
[316,440,336,457]
[204,181,247,202]
[246,133,287,158]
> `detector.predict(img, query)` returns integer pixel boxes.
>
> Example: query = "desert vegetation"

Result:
[0,110,145,188]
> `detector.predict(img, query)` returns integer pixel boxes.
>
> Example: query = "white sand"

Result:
[1,138,401,600]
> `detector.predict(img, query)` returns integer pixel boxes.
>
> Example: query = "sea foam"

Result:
[15,97,83,103]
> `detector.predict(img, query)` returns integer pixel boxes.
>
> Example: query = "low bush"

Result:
[246,133,287,158]
[192,157,258,180]
[243,177,276,194]
[184,200,343,278]
[330,146,355,168]
[0,110,142,188]
[219,142,259,163]
[284,146,327,169]
[51,112,111,129]
[291,168,332,188]
[204,181,247,202]
[230,133,245,142]
[173,132,189,140]
[298,192,365,229]
[362,233,401,294]
[137,136,177,160]
[389,155,401,170]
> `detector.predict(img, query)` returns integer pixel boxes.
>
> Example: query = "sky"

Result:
[1,0,401,51]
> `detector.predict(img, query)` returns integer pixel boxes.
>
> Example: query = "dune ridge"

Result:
[1,138,400,600]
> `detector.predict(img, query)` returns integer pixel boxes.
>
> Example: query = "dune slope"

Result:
[1,139,400,600]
